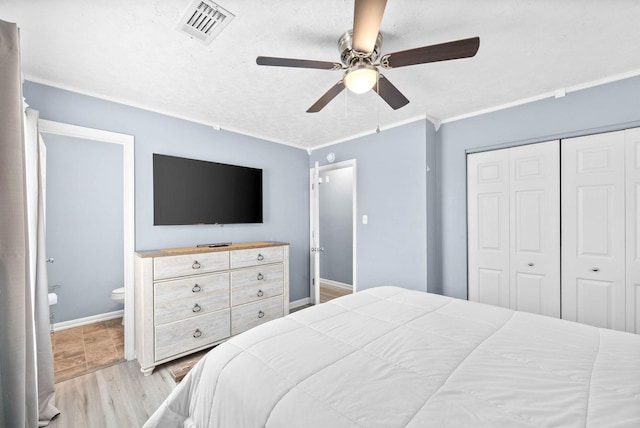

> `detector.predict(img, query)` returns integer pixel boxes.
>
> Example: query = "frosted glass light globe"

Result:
[344,64,378,94]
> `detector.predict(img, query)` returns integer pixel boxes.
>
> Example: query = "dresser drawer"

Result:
[154,273,229,325]
[154,251,229,280]
[155,309,230,361]
[230,264,283,306]
[231,295,283,336]
[230,246,283,269]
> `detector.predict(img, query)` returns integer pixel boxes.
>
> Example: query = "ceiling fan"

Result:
[256,0,480,113]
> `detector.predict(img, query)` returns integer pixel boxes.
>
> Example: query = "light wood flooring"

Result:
[51,318,125,383]
[320,281,352,303]
[48,360,174,428]
[47,290,353,426]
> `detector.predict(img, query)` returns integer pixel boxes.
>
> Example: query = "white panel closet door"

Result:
[626,127,640,334]
[561,131,626,330]
[467,149,510,308]
[509,141,560,317]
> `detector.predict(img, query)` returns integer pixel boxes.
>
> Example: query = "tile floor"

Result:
[51,317,125,383]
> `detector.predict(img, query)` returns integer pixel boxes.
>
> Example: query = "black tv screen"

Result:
[153,154,263,225]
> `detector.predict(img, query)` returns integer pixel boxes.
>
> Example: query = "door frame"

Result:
[38,119,135,360]
[309,159,357,304]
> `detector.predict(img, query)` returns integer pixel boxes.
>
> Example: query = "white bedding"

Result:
[144,286,640,427]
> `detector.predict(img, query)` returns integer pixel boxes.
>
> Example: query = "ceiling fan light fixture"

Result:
[344,63,378,94]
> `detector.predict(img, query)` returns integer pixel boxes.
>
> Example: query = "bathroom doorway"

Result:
[39,120,135,361]
[310,159,357,304]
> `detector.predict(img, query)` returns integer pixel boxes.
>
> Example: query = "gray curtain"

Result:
[25,108,59,426]
[0,19,59,427]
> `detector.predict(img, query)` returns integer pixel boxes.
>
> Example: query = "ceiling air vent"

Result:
[177,0,235,45]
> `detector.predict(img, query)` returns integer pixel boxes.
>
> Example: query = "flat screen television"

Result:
[153,154,263,225]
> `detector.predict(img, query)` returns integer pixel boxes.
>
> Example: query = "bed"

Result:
[144,286,640,427]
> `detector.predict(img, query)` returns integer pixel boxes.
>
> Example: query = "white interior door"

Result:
[509,141,560,317]
[467,149,510,308]
[310,161,320,305]
[309,160,358,305]
[626,127,640,333]
[561,131,626,330]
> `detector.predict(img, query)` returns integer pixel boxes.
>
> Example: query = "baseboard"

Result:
[289,297,311,310]
[320,278,353,290]
[52,310,124,332]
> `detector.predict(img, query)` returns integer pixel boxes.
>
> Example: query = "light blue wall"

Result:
[45,134,124,322]
[31,72,639,312]
[319,167,353,285]
[310,120,438,293]
[437,75,640,299]
[24,82,311,316]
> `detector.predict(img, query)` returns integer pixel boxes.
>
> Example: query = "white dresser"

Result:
[134,241,289,374]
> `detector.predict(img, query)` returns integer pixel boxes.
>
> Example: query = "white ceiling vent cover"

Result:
[177,0,235,45]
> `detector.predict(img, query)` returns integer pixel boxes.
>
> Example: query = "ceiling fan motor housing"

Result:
[339,30,383,66]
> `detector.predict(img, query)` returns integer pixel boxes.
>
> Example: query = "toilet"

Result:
[111,287,125,304]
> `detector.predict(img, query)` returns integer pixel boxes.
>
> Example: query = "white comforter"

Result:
[144,286,640,427]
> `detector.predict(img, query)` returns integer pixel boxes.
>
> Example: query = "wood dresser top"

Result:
[135,241,289,258]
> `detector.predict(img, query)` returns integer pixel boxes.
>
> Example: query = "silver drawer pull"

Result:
[193,329,202,338]
[527,262,534,267]
[257,253,264,261]
[591,267,600,272]
[257,289,264,297]
[192,261,201,269]
[258,310,265,319]
[257,273,264,280]
[192,284,202,293]
[192,303,202,313]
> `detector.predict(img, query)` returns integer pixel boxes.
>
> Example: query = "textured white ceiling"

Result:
[3,0,640,149]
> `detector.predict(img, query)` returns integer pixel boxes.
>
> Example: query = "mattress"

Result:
[144,286,640,427]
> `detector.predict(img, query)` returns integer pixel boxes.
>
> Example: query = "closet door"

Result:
[626,127,640,334]
[509,142,560,317]
[467,149,510,308]
[561,131,626,330]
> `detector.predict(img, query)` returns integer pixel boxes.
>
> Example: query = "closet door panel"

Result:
[514,272,545,315]
[467,149,510,308]
[477,268,506,304]
[626,128,640,333]
[509,141,560,318]
[576,278,616,328]
[561,131,626,330]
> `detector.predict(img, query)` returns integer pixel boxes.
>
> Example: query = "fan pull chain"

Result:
[376,75,381,133]
[343,81,347,117]
[347,85,350,117]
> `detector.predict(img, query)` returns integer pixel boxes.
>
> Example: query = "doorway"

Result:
[310,159,357,304]
[39,120,135,360]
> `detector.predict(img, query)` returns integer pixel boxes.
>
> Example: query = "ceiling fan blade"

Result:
[307,81,346,113]
[257,56,342,70]
[381,37,480,68]
[373,75,409,110]
[352,0,387,53]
